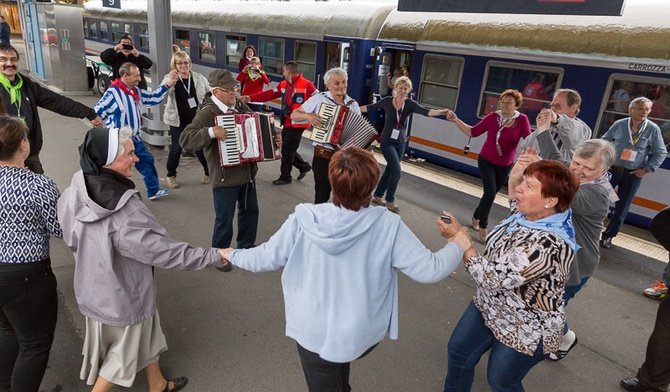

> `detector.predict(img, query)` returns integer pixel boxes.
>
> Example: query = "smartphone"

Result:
[440,215,452,224]
[122,44,133,50]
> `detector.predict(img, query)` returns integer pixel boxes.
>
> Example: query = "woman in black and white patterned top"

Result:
[443,160,579,392]
[0,115,62,391]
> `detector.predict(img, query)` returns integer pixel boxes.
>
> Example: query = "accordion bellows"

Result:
[216,112,281,167]
[309,103,378,149]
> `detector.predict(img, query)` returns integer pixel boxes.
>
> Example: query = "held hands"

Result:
[436,211,473,252]
[535,109,554,133]
[212,126,228,141]
[90,116,104,128]
[218,248,234,268]
[239,95,251,103]
[165,70,179,87]
[445,110,458,122]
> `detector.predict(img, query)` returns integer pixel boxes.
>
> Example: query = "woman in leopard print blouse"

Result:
[444,160,580,392]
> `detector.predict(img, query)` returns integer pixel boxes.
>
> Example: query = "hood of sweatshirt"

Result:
[292,203,397,256]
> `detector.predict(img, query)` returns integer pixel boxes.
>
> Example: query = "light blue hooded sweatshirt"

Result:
[230,203,463,363]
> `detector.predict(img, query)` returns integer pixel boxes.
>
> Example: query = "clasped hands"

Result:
[436,211,474,262]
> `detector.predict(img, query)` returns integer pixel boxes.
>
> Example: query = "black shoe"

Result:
[620,377,666,392]
[216,262,233,272]
[272,178,292,185]
[600,237,612,249]
[297,166,311,181]
[163,377,189,392]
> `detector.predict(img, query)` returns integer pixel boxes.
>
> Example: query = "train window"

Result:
[111,22,123,42]
[596,76,670,148]
[418,55,463,109]
[175,30,191,56]
[225,35,246,68]
[138,24,149,50]
[479,62,562,125]
[295,41,317,82]
[90,20,98,40]
[258,37,285,75]
[99,21,109,41]
[198,31,216,63]
[83,19,90,38]
[124,23,134,37]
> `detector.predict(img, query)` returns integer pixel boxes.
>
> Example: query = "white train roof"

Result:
[378,0,670,62]
[83,0,395,40]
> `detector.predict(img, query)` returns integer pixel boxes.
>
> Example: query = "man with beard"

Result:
[0,43,103,173]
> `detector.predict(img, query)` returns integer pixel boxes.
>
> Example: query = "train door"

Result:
[322,41,350,90]
[371,46,414,138]
[372,47,412,98]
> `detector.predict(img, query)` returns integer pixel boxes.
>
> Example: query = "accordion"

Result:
[309,103,378,149]
[215,112,281,167]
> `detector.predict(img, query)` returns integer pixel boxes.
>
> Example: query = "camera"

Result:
[122,44,133,50]
[463,145,470,155]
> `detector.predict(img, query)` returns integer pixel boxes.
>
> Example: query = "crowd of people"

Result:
[0,36,669,392]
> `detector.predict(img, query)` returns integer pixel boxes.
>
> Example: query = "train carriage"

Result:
[371,1,670,227]
[82,0,394,110]
[81,0,669,227]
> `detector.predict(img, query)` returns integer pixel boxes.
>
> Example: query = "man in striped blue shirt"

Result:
[94,62,178,199]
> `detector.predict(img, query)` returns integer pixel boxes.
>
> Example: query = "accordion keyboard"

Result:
[217,115,241,166]
[311,104,337,142]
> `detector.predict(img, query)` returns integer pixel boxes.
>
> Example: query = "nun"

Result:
[57,126,227,392]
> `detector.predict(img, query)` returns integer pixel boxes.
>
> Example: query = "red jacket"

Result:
[249,74,316,129]
[236,69,270,96]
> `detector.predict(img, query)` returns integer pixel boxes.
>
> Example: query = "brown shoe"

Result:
[167,176,179,189]
[201,175,210,185]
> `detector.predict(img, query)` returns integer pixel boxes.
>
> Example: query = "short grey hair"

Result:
[630,96,652,110]
[117,127,133,156]
[324,67,348,85]
[574,139,616,172]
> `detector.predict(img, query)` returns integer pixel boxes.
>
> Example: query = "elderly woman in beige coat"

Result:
[163,51,210,188]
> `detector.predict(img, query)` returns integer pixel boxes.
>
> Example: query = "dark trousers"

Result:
[313,155,331,204]
[475,155,512,229]
[637,294,670,389]
[0,261,58,392]
[296,342,377,392]
[167,125,208,178]
[650,209,670,284]
[279,127,310,181]
[211,180,259,249]
[603,170,642,239]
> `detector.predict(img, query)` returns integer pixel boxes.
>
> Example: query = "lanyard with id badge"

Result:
[179,75,197,109]
[620,119,647,162]
[391,101,405,141]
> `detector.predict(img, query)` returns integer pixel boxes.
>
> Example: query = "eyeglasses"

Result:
[216,88,237,95]
[550,103,563,109]
[0,56,19,63]
[175,61,191,66]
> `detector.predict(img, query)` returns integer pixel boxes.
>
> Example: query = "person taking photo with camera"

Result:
[101,36,153,90]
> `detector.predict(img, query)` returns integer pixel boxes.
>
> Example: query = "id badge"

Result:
[621,149,637,161]
[187,97,197,108]
[391,128,400,140]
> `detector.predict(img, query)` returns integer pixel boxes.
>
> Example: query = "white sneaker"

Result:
[148,189,170,200]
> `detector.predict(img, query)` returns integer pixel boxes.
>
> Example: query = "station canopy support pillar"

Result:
[142,0,173,146]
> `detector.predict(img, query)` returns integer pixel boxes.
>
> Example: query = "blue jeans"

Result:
[602,170,642,239]
[563,277,589,333]
[374,141,405,203]
[0,261,58,392]
[474,156,512,229]
[211,180,259,249]
[133,137,160,196]
[167,125,208,178]
[445,301,548,392]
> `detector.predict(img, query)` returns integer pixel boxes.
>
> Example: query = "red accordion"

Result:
[215,112,281,167]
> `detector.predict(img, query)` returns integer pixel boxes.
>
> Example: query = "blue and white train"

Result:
[82,0,670,227]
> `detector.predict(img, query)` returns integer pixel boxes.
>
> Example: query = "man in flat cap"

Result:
[181,69,261,272]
